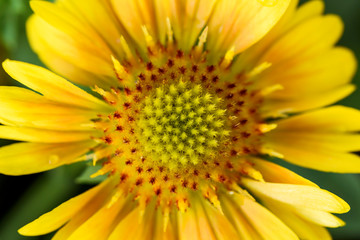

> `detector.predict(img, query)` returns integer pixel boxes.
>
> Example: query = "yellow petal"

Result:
[0,113,94,131]
[239,197,298,240]
[108,207,141,240]
[287,0,324,29]
[67,194,134,240]
[185,198,217,240]
[52,179,116,240]
[29,0,115,77]
[27,15,112,88]
[272,106,360,132]
[0,126,97,143]
[58,0,126,58]
[250,158,317,186]
[232,0,299,72]
[176,193,239,240]
[264,200,331,240]
[132,200,161,240]
[264,106,360,172]
[0,86,97,115]
[207,0,291,61]
[30,0,106,47]
[108,199,161,240]
[218,192,262,240]
[19,180,111,236]
[0,86,98,130]
[292,208,345,228]
[192,194,238,240]
[242,178,350,214]
[259,47,357,98]
[0,141,96,175]
[262,84,355,117]
[108,210,140,240]
[3,60,111,111]
[169,0,217,52]
[259,15,343,65]
[128,0,168,46]
[110,0,159,55]
[267,131,360,152]
[233,0,326,73]
[264,140,360,173]
[177,208,202,240]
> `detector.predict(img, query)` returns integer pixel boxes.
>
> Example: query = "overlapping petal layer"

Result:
[0,141,97,175]
[264,106,360,172]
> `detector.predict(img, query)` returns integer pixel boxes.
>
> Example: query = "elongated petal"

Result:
[233,0,322,73]
[239,197,298,240]
[0,87,97,130]
[52,182,114,240]
[19,180,111,236]
[0,126,97,143]
[287,0,324,29]
[3,60,111,111]
[27,15,113,88]
[29,0,115,77]
[58,0,126,58]
[108,200,161,240]
[177,206,205,240]
[250,158,317,186]
[167,0,217,52]
[293,208,345,228]
[67,195,131,240]
[108,208,141,240]
[110,0,155,54]
[264,106,360,172]
[0,141,96,175]
[262,84,355,117]
[264,141,360,173]
[0,113,95,131]
[264,200,331,240]
[242,178,350,214]
[0,86,100,115]
[30,0,106,47]
[267,131,360,153]
[259,15,343,65]
[113,0,218,53]
[270,106,360,132]
[207,0,291,60]
[219,193,262,240]
[259,47,356,98]
[189,195,238,240]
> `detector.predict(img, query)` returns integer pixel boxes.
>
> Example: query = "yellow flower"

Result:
[0,0,358,239]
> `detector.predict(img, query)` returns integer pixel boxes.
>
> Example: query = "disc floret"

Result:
[138,81,229,169]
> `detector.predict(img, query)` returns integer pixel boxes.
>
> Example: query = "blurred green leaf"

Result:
[0,162,88,240]
[0,41,10,85]
[0,0,42,67]
[76,164,107,185]
[0,0,28,51]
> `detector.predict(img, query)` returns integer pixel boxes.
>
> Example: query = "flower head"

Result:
[0,0,359,239]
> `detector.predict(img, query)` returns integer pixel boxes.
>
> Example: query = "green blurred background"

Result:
[0,0,359,239]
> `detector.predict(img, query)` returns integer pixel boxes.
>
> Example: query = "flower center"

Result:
[138,82,229,169]
[94,45,264,211]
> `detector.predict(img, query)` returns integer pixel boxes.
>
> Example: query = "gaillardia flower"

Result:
[0,0,359,239]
